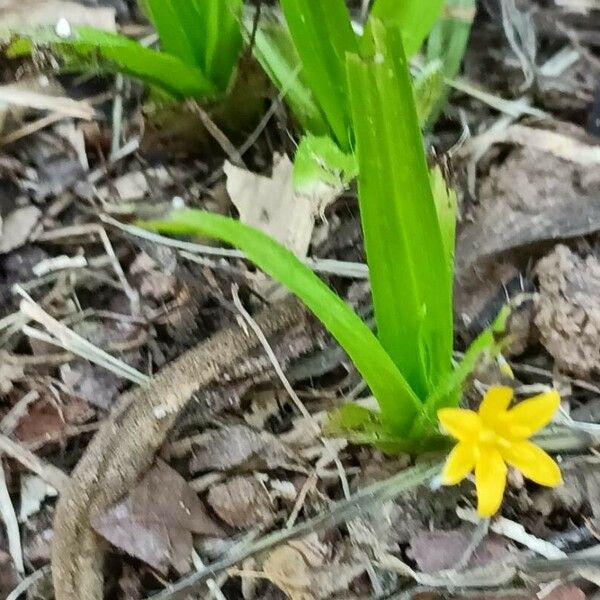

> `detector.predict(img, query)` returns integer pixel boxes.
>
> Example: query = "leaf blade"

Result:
[142,209,422,433]
[347,20,453,399]
[7,26,217,99]
[370,0,444,57]
[280,0,358,150]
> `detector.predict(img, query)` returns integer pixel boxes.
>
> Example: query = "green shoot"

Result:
[426,0,476,124]
[370,0,445,57]
[143,209,421,435]
[139,15,509,453]
[278,0,358,151]
[293,134,357,196]
[250,16,328,135]
[347,19,453,400]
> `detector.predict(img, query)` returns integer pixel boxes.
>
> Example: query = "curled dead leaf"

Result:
[91,461,224,573]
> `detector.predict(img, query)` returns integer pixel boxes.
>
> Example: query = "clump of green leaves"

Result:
[143,9,506,452]
[5,0,244,100]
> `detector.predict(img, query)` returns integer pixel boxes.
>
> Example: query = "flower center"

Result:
[478,428,497,444]
[478,428,511,449]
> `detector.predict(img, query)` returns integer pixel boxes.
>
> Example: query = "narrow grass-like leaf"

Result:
[347,20,453,400]
[142,0,243,91]
[410,306,511,439]
[202,0,243,90]
[140,0,198,66]
[370,0,444,57]
[251,18,328,135]
[280,0,358,151]
[429,165,457,274]
[7,27,216,99]
[426,0,476,124]
[413,60,444,124]
[142,209,422,433]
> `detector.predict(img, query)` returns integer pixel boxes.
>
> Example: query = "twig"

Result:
[110,75,124,160]
[0,391,39,435]
[7,566,51,600]
[1,112,66,145]
[186,101,245,167]
[191,551,228,600]
[231,285,351,500]
[36,223,139,313]
[457,508,566,559]
[0,460,24,573]
[454,518,490,570]
[0,433,69,492]
[16,287,148,386]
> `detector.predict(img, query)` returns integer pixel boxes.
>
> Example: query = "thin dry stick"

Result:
[35,223,139,313]
[0,391,39,435]
[7,566,51,600]
[0,459,24,573]
[186,101,245,167]
[231,285,351,500]
[1,112,66,145]
[191,551,227,600]
[0,433,69,492]
[16,288,148,386]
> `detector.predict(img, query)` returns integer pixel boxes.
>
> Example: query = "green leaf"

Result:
[429,164,457,274]
[413,60,444,124]
[142,0,243,91]
[141,0,198,67]
[426,0,476,124]
[325,403,450,454]
[325,403,384,440]
[6,26,216,100]
[347,20,453,400]
[293,134,357,194]
[280,0,358,151]
[251,17,328,135]
[141,209,422,434]
[410,305,511,438]
[370,0,445,57]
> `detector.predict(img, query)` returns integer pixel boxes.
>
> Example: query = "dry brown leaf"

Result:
[0,549,19,598]
[456,147,600,274]
[0,0,116,30]
[224,155,314,257]
[207,475,275,529]
[0,206,41,254]
[408,526,511,573]
[14,397,65,443]
[535,245,600,377]
[189,425,299,473]
[262,542,365,600]
[91,461,224,573]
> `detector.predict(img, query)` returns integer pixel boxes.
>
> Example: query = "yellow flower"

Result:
[438,386,563,517]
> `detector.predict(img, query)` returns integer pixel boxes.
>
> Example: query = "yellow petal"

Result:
[438,408,481,442]
[475,447,507,517]
[479,386,513,426]
[442,442,476,485]
[500,440,563,487]
[504,390,561,438]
